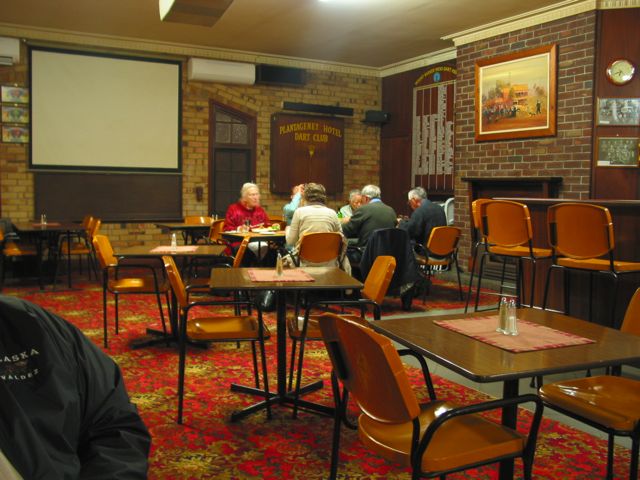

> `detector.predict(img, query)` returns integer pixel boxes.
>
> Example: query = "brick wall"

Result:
[0,45,380,246]
[454,11,596,262]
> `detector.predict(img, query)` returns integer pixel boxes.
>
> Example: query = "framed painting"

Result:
[1,124,29,143]
[1,85,29,104]
[596,137,639,167]
[475,44,557,141]
[596,98,640,126]
[1,104,29,124]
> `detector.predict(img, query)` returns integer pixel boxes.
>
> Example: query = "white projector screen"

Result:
[30,48,181,171]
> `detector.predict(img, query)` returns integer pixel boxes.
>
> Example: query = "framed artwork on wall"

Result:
[596,98,640,126]
[475,44,557,142]
[596,137,639,167]
[1,124,29,143]
[1,104,29,124]
[0,85,29,104]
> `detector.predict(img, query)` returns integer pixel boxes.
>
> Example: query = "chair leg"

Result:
[606,434,615,480]
[542,264,554,310]
[177,315,187,424]
[564,269,571,315]
[528,258,537,308]
[155,291,168,346]
[329,372,344,480]
[474,253,487,312]
[258,332,271,420]
[499,257,507,296]
[251,341,260,389]
[288,338,298,391]
[292,330,309,419]
[115,294,120,335]
[103,285,109,348]
[464,243,479,313]
[454,255,463,301]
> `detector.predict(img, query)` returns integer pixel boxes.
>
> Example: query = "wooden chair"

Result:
[415,225,463,301]
[286,256,433,418]
[162,255,271,424]
[54,217,101,283]
[92,234,171,348]
[318,313,543,479]
[542,203,640,327]
[539,375,640,480]
[472,199,552,311]
[0,229,38,288]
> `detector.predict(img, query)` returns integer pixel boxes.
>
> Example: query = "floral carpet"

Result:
[3,277,632,479]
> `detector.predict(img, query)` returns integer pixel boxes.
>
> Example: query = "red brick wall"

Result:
[454,11,596,262]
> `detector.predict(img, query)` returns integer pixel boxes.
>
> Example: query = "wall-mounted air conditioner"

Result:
[187,58,255,85]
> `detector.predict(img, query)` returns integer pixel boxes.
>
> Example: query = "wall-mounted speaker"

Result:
[0,37,20,66]
[282,101,353,117]
[187,58,255,85]
[363,110,390,124]
[256,64,306,87]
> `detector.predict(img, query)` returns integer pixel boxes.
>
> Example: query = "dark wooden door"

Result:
[210,149,251,216]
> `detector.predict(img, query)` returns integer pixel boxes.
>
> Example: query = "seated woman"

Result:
[224,182,270,263]
[286,183,350,273]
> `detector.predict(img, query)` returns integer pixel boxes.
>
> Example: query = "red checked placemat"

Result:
[248,269,315,282]
[434,316,595,353]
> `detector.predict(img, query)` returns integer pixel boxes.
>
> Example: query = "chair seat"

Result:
[186,315,271,341]
[489,245,552,259]
[108,276,169,294]
[3,241,37,256]
[359,399,525,472]
[287,314,366,340]
[60,240,91,254]
[415,254,450,267]
[539,375,640,432]
[557,257,640,273]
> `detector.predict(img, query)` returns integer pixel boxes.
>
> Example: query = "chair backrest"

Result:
[184,215,213,225]
[89,218,101,240]
[81,214,94,230]
[318,313,420,423]
[361,255,396,304]
[621,287,640,336]
[208,219,225,243]
[426,226,461,257]
[471,198,491,231]
[92,234,117,269]
[443,197,455,225]
[481,199,533,248]
[298,232,343,264]
[548,203,614,259]
[233,237,250,268]
[162,255,188,309]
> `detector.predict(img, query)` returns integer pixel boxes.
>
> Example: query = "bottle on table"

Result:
[170,233,177,252]
[276,252,284,276]
[497,296,508,333]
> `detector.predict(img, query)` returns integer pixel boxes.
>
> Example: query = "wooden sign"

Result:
[270,113,344,194]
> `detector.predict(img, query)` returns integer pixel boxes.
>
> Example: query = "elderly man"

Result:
[0,295,150,479]
[342,184,396,265]
[398,186,447,247]
[338,189,361,219]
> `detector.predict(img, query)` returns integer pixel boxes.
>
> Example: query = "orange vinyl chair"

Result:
[318,313,543,480]
[54,216,101,283]
[0,229,38,288]
[207,219,226,245]
[292,231,343,267]
[539,374,640,480]
[542,203,640,327]
[93,234,171,348]
[472,199,552,311]
[414,225,463,301]
[464,198,491,312]
[183,215,213,244]
[162,255,271,424]
[185,218,228,281]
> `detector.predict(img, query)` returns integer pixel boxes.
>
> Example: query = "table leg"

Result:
[66,230,72,289]
[499,379,519,479]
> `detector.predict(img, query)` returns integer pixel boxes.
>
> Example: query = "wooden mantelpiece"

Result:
[461,176,563,200]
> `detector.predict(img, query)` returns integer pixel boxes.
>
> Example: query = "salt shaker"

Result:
[506,298,518,335]
[170,233,177,252]
[496,296,508,333]
[276,252,284,276]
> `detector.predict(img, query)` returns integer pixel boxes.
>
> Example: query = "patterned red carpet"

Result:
[3,277,631,479]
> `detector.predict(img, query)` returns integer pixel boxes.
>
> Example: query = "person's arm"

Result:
[224,204,241,231]
[341,208,364,239]
[283,192,302,225]
[73,325,151,479]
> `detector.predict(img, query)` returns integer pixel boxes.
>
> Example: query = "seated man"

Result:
[0,295,150,479]
[398,186,446,248]
[337,189,361,220]
[342,184,396,267]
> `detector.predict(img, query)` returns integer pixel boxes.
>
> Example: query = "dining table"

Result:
[371,308,640,480]
[208,266,363,421]
[155,222,212,245]
[13,221,87,289]
[114,243,227,346]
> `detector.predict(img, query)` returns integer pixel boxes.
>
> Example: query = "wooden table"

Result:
[371,308,640,479]
[209,266,363,421]
[155,222,212,244]
[13,221,86,289]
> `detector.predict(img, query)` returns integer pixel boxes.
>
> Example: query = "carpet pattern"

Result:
[2,277,632,479]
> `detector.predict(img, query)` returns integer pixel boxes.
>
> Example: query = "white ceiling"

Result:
[0,0,575,68]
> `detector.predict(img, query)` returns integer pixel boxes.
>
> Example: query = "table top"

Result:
[13,221,85,233]
[155,222,212,230]
[371,308,640,383]
[115,244,226,257]
[209,266,362,291]
[222,230,286,242]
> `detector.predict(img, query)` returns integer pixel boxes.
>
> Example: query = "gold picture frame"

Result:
[475,44,557,141]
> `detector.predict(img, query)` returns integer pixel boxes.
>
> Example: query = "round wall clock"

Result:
[606,58,635,86]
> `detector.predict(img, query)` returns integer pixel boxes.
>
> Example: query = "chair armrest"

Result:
[397,349,436,401]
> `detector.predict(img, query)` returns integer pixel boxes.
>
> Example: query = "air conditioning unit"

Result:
[0,37,20,65]
[187,58,255,85]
